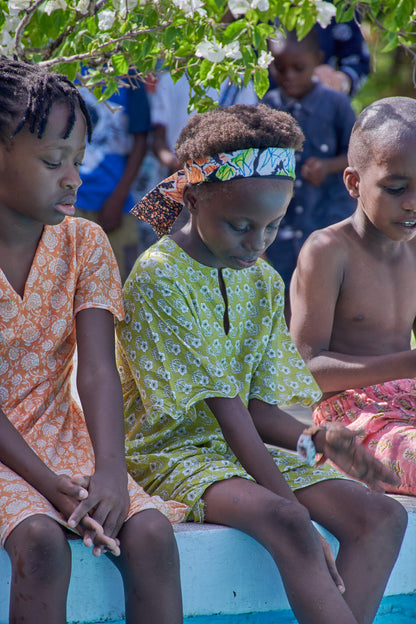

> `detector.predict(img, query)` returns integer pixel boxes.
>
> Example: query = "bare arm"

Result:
[207,394,396,496]
[0,386,117,551]
[71,308,129,539]
[0,407,86,505]
[290,231,416,394]
[205,395,298,500]
[250,399,398,490]
[151,124,180,173]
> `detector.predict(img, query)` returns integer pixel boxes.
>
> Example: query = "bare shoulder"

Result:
[296,219,353,276]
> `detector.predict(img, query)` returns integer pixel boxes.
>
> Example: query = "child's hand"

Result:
[320,424,400,491]
[67,469,130,551]
[316,529,345,594]
[301,157,328,187]
[52,474,120,556]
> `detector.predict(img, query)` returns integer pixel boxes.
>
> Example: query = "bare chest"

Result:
[334,249,416,351]
[0,244,38,299]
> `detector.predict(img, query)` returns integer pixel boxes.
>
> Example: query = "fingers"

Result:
[355,446,400,489]
[324,424,400,490]
[319,534,345,594]
[68,498,95,530]
[71,474,91,490]
[78,515,121,557]
[92,501,127,540]
[56,473,88,501]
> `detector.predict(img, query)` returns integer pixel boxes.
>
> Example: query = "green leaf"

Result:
[55,61,79,82]
[381,33,399,53]
[112,54,129,75]
[253,67,270,98]
[223,19,247,43]
[100,79,120,101]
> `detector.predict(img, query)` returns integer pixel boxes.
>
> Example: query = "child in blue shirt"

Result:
[263,28,356,310]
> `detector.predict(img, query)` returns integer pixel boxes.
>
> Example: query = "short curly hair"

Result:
[175,103,304,165]
[348,96,416,171]
[0,55,92,143]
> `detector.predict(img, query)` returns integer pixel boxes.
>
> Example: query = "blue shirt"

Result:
[76,83,151,214]
[262,82,356,283]
[317,18,370,95]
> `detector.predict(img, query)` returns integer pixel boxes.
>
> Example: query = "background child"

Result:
[0,57,186,624]
[262,28,356,309]
[75,69,151,281]
[290,96,416,496]
[116,104,406,624]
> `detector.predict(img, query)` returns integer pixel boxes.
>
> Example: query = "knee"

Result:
[261,498,313,550]
[351,491,408,543]
[372,494,408,539]
[120,510,177,561]
[6,515,69,582]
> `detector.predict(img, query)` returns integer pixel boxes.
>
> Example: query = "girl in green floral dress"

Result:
[116,104,406,624]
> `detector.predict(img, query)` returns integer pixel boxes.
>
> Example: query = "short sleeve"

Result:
[248,267,322,406]
[117,252,240,419]
[73,219,124,321]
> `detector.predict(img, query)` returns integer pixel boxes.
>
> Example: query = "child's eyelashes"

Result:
[228,222,250,233]
[228,222,280,233]
[43,160,83,168]
[383,186,406,195]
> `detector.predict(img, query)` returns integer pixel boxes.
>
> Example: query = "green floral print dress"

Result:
[116,237,346,522]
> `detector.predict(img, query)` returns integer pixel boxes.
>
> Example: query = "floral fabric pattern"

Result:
[116,237,345,522]
[314,379,416,495]
[131,147,296,237]
[0,218,186,546]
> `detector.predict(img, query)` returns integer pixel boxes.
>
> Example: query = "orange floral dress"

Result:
[0,217,186,545]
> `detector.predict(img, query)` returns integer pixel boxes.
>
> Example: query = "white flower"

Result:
[43,0,68,15]
[258,50,273,69]
[113,0,139,11]
[196,38,226,63]
[8,0,32,9]
[75,0,90,13]
[228,0,269,17]
[172,0,207,17]
[314,0,336,28]
[98,9,116,30]
[224,40,242,60]
[196,37,241,63]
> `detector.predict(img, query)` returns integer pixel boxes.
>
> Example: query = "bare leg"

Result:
[296,479,407,624]
[5,514,71,624]
[110,509,182,624]
[202,477,360,624]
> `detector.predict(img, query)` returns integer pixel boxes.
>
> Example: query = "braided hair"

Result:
[0,56,92,143]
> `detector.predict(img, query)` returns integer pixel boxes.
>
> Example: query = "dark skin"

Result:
[0,101,182,624]
[170,178,406,624]
[290,127,416,398]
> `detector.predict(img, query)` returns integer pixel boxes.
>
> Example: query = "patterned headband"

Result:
[131,146,296,237]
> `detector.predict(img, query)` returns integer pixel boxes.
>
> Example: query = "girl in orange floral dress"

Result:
[0,57,186,624]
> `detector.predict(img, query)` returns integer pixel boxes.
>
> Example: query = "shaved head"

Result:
[348,96,416,171]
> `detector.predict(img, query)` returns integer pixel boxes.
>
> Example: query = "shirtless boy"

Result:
[290,96,416,495]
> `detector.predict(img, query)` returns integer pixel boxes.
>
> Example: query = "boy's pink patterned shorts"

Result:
[313,379,416,494]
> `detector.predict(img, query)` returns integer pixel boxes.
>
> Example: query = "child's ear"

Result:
[182,184,198,212]
[344,167,360,198]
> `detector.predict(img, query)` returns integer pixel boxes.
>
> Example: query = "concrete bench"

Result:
[0,495,414,623]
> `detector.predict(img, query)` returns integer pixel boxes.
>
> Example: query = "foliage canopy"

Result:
[1,1,415,109]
